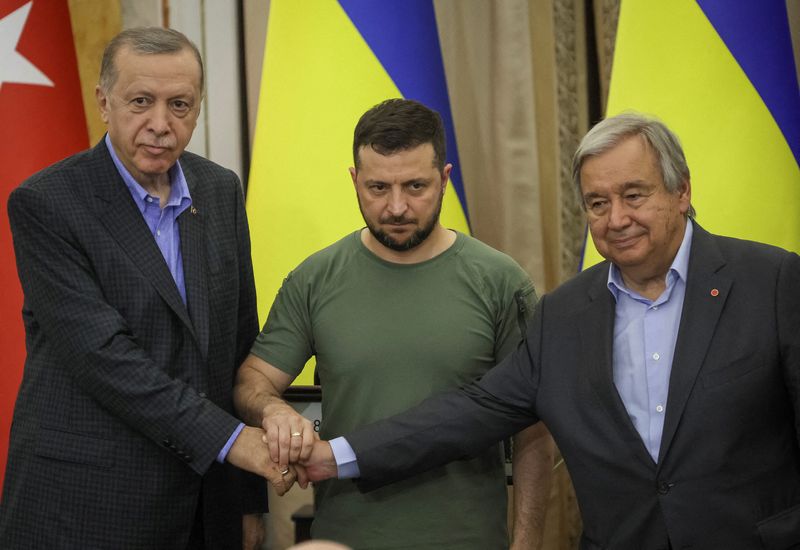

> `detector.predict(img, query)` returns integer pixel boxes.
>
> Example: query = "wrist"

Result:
[259,395,289,423]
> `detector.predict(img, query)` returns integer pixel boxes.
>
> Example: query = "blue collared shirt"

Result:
[105,134,191,304]
[607,221,693,463]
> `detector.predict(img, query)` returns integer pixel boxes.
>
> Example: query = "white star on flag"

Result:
[0,1,53,92]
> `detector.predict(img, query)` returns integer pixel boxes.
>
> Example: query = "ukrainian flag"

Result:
[247,1,469,384]
[582,0,800,268]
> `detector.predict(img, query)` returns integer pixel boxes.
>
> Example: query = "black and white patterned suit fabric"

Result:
[0,139,264,549]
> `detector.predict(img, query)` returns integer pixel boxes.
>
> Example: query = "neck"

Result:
[361,224,455,264]
[620,271,669,301]
[619,221,688,301]
[138,173,172,207]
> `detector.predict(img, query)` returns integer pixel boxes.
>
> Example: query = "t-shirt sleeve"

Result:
[493,264,538,362]
[248,270,314,377]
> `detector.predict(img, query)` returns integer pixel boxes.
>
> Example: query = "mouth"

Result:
[141,144,171,156]
[380,218,415,226]
[610,234,643,248]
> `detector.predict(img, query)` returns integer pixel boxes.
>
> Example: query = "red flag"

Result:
[0,0,89,490]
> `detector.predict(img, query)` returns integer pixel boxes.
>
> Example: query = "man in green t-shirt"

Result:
[235,99,554,550]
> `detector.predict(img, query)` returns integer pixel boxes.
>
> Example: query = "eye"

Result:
[368,183,386,193]
[587,199,608,214]
[171,99,191,114]
[131,97,151,107]
[624,191,649,205]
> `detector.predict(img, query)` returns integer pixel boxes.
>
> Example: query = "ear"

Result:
[95,85,110,124]
[440,163,453,194]
[677,178,692,215]
[349,167,358,189]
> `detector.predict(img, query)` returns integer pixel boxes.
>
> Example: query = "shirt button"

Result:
[147,197,154,203]
[652,305,659,310]
[652,352,660,360]
[656,405,664,413]
[156,230,161,236]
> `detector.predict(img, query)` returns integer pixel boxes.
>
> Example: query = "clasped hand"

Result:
[258,401,337,495]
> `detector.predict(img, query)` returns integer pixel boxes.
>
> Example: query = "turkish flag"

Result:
[0,0,89,490]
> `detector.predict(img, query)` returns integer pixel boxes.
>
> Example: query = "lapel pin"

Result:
[710,288,719,297]
[190,206,198,215]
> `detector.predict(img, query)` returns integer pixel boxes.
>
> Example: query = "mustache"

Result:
[379,215,416,224]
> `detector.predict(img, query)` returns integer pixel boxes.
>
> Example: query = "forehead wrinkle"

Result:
[619,180,652,191]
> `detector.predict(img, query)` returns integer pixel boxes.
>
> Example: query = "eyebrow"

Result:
[583,180,652,201]
[363,177,432,186]
[619,180,651,191]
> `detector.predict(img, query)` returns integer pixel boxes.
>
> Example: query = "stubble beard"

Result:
[359,193,443,252]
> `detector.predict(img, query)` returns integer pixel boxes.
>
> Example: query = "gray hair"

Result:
[572,112,695,218]
[99,27,204,93]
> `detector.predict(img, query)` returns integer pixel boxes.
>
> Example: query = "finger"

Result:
[264,420,281,463]
[288,423,304,464]
[294,463,309,489]
[281,467,297,494]
[270,467,288,496]
[298,420,316,462]
[278,424,291,469]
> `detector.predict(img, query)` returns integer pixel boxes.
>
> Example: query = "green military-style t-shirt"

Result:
[251,230,536,550]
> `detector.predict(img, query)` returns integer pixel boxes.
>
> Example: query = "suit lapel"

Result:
[178,161,210,361]
[657,224,730,466]
[581,266,656,469]
[88,140,199,345]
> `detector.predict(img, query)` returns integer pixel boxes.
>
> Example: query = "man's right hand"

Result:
[233,355,317,468]
[300,439,339,483]
[261,397,318,467]
[227,425,307,494]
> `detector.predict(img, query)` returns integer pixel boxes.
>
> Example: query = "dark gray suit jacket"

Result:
[0,140,263,549]
[347,223,800,550]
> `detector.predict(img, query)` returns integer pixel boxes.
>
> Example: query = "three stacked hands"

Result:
[232,399,337,495]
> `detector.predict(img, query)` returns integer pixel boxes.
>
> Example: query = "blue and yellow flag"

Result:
[582,0,800,268]
[247,0,469,383]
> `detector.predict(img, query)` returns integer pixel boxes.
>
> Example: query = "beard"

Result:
[359,193,443,252]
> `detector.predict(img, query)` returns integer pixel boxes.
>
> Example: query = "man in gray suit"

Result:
[0,27,294,549]
[300,113,800,549]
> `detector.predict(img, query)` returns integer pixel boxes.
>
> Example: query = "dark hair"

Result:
[353,99,446,170]
[99,27,204,93]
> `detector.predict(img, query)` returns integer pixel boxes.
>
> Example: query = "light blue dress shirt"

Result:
[105,134,191,304]
[607,221,693,463]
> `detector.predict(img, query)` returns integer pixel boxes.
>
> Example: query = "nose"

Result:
[148,102,171,136]
[386,188,408,217]
[606,199,632,230]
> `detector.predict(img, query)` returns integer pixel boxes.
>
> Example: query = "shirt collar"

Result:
[607,219,694,302]
[104,134,191,211]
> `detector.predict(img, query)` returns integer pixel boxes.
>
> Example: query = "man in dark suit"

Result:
[0,27,294,549]
[300,113,800,549]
